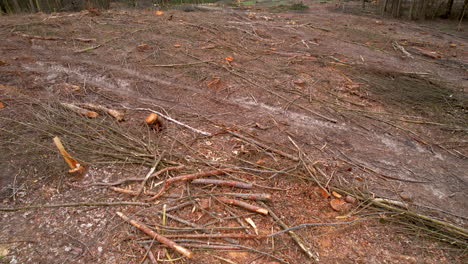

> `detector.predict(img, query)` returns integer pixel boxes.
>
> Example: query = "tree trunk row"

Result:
[1,0,110,13]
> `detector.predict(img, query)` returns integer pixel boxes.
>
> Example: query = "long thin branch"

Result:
[129,107,212,136]
[258,201,319,262]
[147,169,230,201]
[0,201,151,212]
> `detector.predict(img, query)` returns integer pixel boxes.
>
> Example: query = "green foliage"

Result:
[288,1,309,10]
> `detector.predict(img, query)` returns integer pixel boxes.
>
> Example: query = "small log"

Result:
[78,103,124,121]
[218,197,268,215]
[60,103,98,118]
[191,179,253,189]
[147,169,230,201]
[224,193,272,201]
[116,212,193,258]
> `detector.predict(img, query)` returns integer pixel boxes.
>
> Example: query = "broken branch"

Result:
[147,169,230,201]
[116,212,193,258]
[218,197,268,215]
[191,179,253,189]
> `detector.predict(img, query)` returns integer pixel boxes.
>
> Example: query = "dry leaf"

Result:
[225,56,234,62]
[155,10,164,15]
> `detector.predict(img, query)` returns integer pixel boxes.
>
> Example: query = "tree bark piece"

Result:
[116,212,193,258]
[147,169,230,201]
[218,197,268,215]
[191,179,253,189]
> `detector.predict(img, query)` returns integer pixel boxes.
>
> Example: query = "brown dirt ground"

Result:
[0,1,467,263]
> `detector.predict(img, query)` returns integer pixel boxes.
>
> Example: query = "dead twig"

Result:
[163,233,261,239]
[77,103,125,121]
[258,201,319,262]
[85,165,185,187]
[147,169,230,201]
[191,179,253,189]
[116,212,193,258]
[0,201,151,212]
[129,107,212,136]
[218,197,268,215]
[60,102,99,118]
[223,193,272,201]
[146,60,214,67]
[135,154,163,198]
[227,130,299,161]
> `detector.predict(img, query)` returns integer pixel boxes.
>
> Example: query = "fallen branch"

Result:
[60,102,98,118]
[116,212,193,258]
[227,130,299,161]
[53,136,84,174]
[85,165,184,187]
[163,233,261,239]
[147,169,230,201]
[392,41,414,59]
[224,193,272,201]
[191,179,253,189]
[146,60,214,67]
[218,197,268,215]
[130,107,211,136]
[15,33,64,40]
[135,155,163,198]
[258,201,318,262]
[77,103,125,121]
[0,201,151,212]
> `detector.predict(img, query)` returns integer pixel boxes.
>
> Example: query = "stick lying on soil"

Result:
[224,193,272,201]
[259,201,319,262]
[117,212,193,258]
[60,102,98,118]
[0,201,151,212]
[163,233,261,239]
[218,197,268,215]
[77,103,125,121]
[80,165,185,187]
[130,107,212,136]
[147,169,231,201]
[191,179,253,189]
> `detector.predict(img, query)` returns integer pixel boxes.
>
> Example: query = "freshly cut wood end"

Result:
[86,111,99,118]
[174,245,194,258]
[145,113,158,124]
[256,208,269,215]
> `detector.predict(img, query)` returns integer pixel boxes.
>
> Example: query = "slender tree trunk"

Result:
[459,0,468,20]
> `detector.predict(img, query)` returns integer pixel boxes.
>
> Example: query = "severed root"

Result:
[60,103,98,118]
[191,179,253,189]
[146,169,231,201]
[116,212,193,258]
[53,137,85,175]
[218,197,268,215]
[78,103,125,121]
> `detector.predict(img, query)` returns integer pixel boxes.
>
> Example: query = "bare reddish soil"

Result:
[0,1,467,263]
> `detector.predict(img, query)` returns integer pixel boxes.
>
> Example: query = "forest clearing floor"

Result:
[0,1,467,263]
